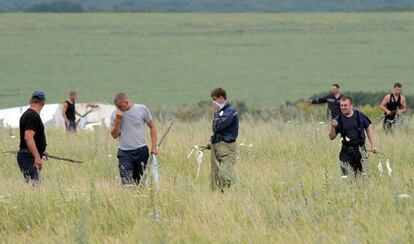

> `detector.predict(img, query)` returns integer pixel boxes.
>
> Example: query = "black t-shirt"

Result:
[65,100,76,121]
[335,110,371,146]
[19,108,47,154]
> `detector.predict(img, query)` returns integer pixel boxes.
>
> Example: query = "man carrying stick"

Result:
[17,91,48,183]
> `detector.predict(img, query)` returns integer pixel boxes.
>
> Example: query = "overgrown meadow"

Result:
[0,13,414,108]
[0,118,413,243]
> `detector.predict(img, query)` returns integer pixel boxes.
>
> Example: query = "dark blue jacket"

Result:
[211,103,239,144]
[312,93,342,119]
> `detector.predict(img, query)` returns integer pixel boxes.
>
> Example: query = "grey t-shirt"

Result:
[110,104,153,150]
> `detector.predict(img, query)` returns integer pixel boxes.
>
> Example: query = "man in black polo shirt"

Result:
[62,91,81,132]
[329,96,377,177]
[309,83,342,119]
[17,91,47,183]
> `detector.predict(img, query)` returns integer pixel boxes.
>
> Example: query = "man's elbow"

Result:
[328,134,336,140]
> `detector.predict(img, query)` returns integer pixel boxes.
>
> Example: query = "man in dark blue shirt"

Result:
[309,83,342,119]
[329,96,377,177]
[208,87,239,191]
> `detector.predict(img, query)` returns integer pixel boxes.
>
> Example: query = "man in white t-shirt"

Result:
[110,92,158,185]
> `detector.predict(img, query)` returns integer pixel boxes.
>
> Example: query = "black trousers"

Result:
[17,150,40,183]
[339,146,365,176]
[117,146,149,185]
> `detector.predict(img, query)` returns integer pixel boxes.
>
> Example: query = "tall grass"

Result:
[0,118,413,242]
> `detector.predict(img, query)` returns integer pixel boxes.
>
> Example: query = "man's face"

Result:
[70,94,77,101]
[394,87,402,96]
[116,100,129,111]
[340,100,352,114]
[211,96,226,104]
[331,86,339,94]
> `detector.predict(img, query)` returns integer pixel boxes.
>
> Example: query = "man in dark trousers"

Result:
[208,87,239,191]
[62,91,81,132]
[17,91,48,183]
[309,83,342,119]
[110,92,158,186]
[379,82,407,132]
[329,96,377,177]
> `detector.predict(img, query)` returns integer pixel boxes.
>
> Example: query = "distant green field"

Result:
[0,13,413,108]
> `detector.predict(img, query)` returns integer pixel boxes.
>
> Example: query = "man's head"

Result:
[340,96,353,115]
[113,92,131,111]
[30,91,46,107]
[331,83,340,95]
[69,91,77,102]
[210,87,227,104]
[393,82,402,96]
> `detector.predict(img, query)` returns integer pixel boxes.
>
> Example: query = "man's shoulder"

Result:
[22,108,38,118]
[133,104,148,109]
[225,105,238,116]
[355,110,371,124]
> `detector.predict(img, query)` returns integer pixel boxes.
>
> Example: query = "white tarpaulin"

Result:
[0,103,115,130]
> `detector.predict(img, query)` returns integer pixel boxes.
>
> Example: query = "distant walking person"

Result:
[208,88,239,191]
[329,97,377,177]
[62,91,81,132]
[379,82,407,132]
[17,91,48,183]
[110,93,158,186]
[309,83,342,119]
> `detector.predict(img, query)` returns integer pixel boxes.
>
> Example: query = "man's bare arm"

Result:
[379,95,391,114]
[400,96,407,113]
[62,102,69,123]
[329,119,338,140]
[111,110,123,139]
[24,130,43,170]
[366,125,377,152]
[147,120,158,155]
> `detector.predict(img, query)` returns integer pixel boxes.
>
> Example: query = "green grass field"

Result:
[0,120,413,242]
[0,13,413,108]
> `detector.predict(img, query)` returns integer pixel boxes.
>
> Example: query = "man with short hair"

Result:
[309,83,342,119]
[62,91,81,133]
[208,87,239,191]
[329,96,377,177]
[379,82,407,132]
[17,91,48,183]
[110,93,158,185]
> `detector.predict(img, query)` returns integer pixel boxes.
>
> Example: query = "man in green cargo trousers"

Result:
[208,87,239,192]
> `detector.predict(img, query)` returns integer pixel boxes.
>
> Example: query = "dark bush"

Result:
[28,1,83,12]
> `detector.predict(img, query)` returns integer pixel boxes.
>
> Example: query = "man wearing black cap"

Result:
[17,91,48,183]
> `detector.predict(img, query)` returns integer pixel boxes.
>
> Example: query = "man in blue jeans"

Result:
[110,92,158,185]
[17,91,48,183]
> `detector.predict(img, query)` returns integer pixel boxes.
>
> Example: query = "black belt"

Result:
[341,145,364,153]
[19,148,31,153]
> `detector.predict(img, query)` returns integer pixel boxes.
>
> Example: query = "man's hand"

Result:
[43,151,49,160]
[151,146,158,155]
[212,103,220,112]
[115,109,123,121]
[331,119,338,128]
[206,143,212,150]
[371,146,377,153]
[35,156,43,171]
[386,110,393,115]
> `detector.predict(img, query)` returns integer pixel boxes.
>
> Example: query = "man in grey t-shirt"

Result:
[110,92,158,185]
